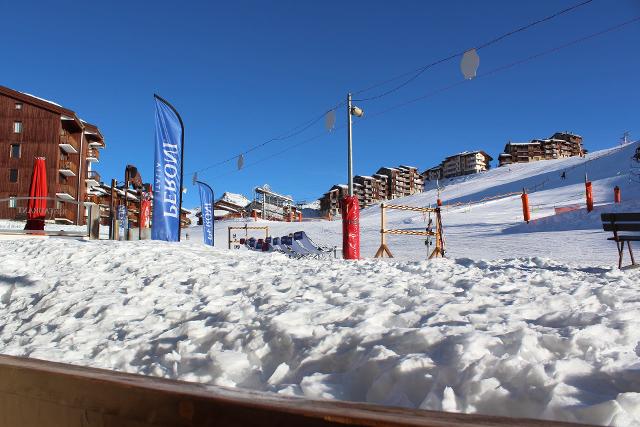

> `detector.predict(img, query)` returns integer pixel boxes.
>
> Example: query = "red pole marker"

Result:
[614,186,621,204]
[341,195,360,260]
[521,191,530,223]
[437,199,442,207]
[585,181,594,212]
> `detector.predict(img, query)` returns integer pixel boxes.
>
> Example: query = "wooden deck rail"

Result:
[0,355,585,427]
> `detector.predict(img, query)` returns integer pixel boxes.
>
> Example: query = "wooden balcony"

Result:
[59,132,79,154]
[86,170,101,187]
[58,160,77,177]
[87,148,100,162]
[52,199,76,224]
[56,184,76,201]
[84,194,100,204]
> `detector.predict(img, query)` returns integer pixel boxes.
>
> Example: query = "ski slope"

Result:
[197,140,640,265]
[1,141,639,426]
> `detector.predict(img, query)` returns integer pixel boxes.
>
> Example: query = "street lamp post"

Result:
[343,93,363,260]
[346,93,363,195]
[347,93,354,196]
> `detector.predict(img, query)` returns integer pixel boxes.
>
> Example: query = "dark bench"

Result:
[601,213,640,269]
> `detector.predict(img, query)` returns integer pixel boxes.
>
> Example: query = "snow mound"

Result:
[1,239,639,425]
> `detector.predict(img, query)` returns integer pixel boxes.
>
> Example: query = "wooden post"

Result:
[228,227,232,249]
[88,204,100,240]
[374,203,393,258]
[428,209,445,259]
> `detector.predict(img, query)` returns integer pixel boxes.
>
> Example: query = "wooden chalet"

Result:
[0,85,105,225]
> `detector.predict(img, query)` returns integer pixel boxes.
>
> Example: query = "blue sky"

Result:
[3,0,639,207]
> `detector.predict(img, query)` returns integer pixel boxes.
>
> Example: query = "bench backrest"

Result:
[601,213,640,232]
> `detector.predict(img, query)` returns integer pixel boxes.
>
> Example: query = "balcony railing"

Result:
[56,184,76,200]
[86,170,101,184]
[87,148,100,161]
[84,194,101,204]
[59,132,79,153]
[58,160,78,176]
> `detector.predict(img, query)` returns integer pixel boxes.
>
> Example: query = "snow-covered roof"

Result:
[20,92,62,107]
[254,186,293,202]
[214,203,240,213]
[217,192,250,207]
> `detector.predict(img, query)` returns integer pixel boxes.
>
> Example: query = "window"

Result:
[8,196,17,208]
[15,103,22,110]
[13,121,22,133]
[9,169,18,183]
[10,144,20,158]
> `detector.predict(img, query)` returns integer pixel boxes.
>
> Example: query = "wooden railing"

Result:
[87,148,100,160]
[84,194,100,204]
[0,355,583,427]
[58,160,77,174]
[56,183,76,197]
[59,132,79,152]
[86,170,101,182]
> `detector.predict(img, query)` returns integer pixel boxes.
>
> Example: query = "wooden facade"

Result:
[498,132,584,167]
[319,165,424,217]
[0,86,105,225]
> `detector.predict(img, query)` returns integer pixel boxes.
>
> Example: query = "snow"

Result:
[0,240,639,425]
[20,92,63,107]
[1,140,640,425]
[218,192,250,207]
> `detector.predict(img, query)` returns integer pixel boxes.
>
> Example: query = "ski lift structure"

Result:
[249,185,295,221]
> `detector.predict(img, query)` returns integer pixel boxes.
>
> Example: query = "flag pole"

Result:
[153,94,185,241]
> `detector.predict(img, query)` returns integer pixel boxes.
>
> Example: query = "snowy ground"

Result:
[1,239,639,425]
[1,141,640,425]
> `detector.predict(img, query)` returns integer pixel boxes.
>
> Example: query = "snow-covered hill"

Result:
[1,141,639,425]
[197,140,640,264]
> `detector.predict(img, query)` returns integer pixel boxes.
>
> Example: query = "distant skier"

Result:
[561,171,566,180]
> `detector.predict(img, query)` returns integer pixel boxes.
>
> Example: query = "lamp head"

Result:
[350,106,364,117]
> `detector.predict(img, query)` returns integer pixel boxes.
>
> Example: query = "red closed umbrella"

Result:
[25,157,48,231]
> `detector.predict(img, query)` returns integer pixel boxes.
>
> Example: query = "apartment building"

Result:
[422,165,443,182]
[319,184,348,217]
[353,175,387,209]
[397,165,424,196]
[319,164,424,216]
[498,132,584,166]
[422,151,492,182]
[0,86,105,225]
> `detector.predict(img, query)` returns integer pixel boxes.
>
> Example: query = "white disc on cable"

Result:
[461,49,480,80]
[325,110,336,132]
